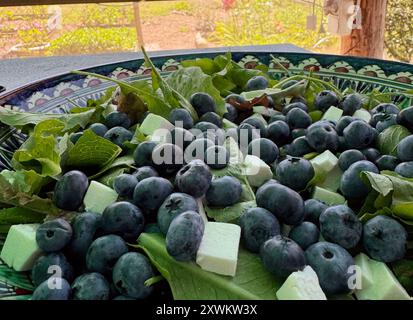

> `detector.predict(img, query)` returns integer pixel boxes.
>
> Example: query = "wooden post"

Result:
[133,1,144,49]
[340,0,387,58]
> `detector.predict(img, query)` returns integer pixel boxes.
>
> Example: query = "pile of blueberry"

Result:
[30,73,413,299]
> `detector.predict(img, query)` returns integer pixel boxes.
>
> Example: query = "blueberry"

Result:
[190,92,216,117]
[196,129,225,146]
[102,202,145,241]
[176,160,212,198]
[260,235,306,278]
[36,219,73,252]
[397,135,413,162]
[282,102,307,115]
[151,143,184,174]
[340,160,379,199]
[132,166,158,182]
[89,123,108,137]
[32,253,74,287]
[314,90,339,112]
[304,199,328,225]
[70,132,83,144]
[166,211,204,261]
[286,108,312,129]
[72,272,110,300]
[376,155,400,171]
[241,117,268,137]
[184,138,215,162]
[223,103,238,122]
[363,215,407,263]
[66,212,102,265]
[238,123,261,150]
[307,121,339,152]
[169,127,195,150]
[86,235,128,276]
[105,111,131,129]
[339,93,363,115]
[200,112,222,128]
[53,170,89,211]
[133,177,174,212]
[104,126,133,147]
[267,120,290,146]
[256,182,305,225]
[225,93,245,105]
[205,176,242,207]
[268,114,286,124]
[281,80,299,90]
[32,278,71,300]
[305,242,354,295]
[133,141,157,167]
[336,116,355,135]
[144,223,162,234]
[320,205,362,249]
[169,108,194,129]
[372,103,400,115]
[248,138,279,165]
[287,136,314,157]
[338,149,366,171]
[193,121,219,133]
[275,157,314,191]
[157,192,198,235]
[205,145,229,169]
[376,114,397,132]
[395,162,413,178]
[291,128,307,139]
[239,207,280,253]
[343,120,376,150]
[113,295,135,300]
[246,76,268,91]
[369,112,387,127]
[362,148,381,162]
[289,222,319,250]
[113,252,155,299]
[397,106,413,131]
[113,174,138,198]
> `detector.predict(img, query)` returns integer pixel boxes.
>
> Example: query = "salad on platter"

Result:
[0,49,412,300]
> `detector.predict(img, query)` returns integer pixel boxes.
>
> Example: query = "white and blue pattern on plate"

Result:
[1,51,412,114]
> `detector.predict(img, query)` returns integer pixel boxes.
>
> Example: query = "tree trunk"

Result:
[341,0,387,58]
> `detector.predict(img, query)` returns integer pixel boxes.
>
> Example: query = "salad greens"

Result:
[137,233,280,300]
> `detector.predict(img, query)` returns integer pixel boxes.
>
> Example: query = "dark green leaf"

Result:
[377,125,411,156]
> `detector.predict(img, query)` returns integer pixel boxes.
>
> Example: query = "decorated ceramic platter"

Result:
[0,49,412,300]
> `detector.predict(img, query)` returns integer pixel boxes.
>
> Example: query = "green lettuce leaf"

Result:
[12,119,63,177]
[137,233,280,300]
[205,200,257,223]
[360,171,413,223]
[0,170,64,216]
[377,125,411,156]
[166,66,226,116]
[0,108,96,133]
[88,154,134,180]
[65,129,122,169]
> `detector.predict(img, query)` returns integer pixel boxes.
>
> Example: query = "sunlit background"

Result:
[0,0,411,62]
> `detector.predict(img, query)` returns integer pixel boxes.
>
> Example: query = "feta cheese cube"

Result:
[243,155,273,188]
[196,222,241,276]
[322,106,343,123]
[1,224,42,271]
[83,181,118,214]
[276,266,327,300]
[140,113,174,136]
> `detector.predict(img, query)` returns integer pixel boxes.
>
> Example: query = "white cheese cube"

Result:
[140,113,174,136]
[84,181,118,214]
[312,186,346,205]
[243,155,273,187]
[310,150,339,174]
[276,266,327,300]
[353,109,372,123]
[1,224,42,271]
[196,222,241,276]
[355,254,411,300]
[319,165,343,192]
[322,106,343,123]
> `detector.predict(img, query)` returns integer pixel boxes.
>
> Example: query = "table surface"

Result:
[0,44,309,94]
